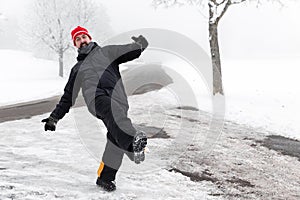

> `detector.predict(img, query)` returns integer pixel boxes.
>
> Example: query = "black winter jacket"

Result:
[50,41,145,120]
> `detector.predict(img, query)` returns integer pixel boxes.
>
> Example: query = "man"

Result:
[41,26,148,192]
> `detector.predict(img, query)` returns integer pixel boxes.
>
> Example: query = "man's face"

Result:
[74,34,91,49]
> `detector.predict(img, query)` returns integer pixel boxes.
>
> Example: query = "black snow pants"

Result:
[93,95,136,181]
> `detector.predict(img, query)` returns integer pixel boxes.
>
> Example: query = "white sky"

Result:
[0,0,31,14]
[101,0,300,59]
[0,0,299,59]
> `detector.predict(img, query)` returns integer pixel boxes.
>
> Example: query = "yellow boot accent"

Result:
[97,161,105,177]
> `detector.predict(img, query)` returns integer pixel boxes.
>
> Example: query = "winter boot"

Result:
[96,177,116,192]
[132,131,147,164]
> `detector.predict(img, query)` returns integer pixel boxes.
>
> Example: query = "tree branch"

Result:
[215,0,247,24]
[230,0,247,5]
[215,0,231,24]
[216,0,226,6]
[63,44,71,52]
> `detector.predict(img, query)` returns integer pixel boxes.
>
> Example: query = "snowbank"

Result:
[0,50,66,107]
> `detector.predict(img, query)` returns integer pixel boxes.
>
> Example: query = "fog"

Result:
[0,0,299,59]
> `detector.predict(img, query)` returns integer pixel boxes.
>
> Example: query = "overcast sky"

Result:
[0,0,299,59]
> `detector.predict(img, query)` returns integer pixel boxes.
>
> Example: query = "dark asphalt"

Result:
[0,95,86,123]
[258,135,300,161]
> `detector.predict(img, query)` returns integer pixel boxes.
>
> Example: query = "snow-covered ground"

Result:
[0,95,219,200]
[223,58,300,140]
[0,111,213,200]
[1,87,299,199]
[0,50,66,107]
[143,56,300,140]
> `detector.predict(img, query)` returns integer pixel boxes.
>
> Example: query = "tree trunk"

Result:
[209,23,224,95]
[59,50,64,77]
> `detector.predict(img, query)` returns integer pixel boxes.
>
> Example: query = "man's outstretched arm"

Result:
[103,35,148,65]
[42,67,81,131]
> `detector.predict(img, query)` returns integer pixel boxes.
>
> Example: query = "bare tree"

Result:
[152,0,285,95]
[25,0,110,77]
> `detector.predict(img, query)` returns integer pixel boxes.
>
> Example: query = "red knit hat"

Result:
[71,26,92,46]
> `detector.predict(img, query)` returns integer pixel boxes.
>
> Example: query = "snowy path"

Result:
[1,90,300,199]
[0,111,216,200]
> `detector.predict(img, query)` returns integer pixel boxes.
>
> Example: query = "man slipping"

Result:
[42,26,148,192]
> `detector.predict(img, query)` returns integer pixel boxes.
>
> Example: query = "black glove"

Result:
[41,116,58,131]
[131,35,148,50]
